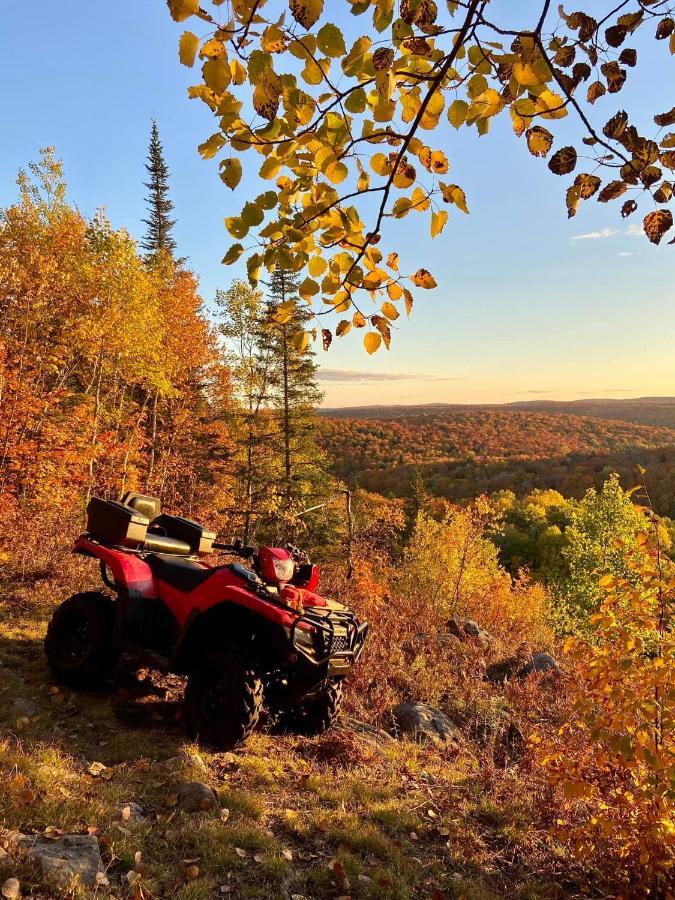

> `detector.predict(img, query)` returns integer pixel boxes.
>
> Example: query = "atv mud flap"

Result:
[290,608,368,675]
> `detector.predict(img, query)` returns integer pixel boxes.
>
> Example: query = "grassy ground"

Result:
[0,566,583,899]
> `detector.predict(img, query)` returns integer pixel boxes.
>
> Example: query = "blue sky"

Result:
[1,1,673,406]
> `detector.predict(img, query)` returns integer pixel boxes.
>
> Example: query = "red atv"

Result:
[45,493,368,749]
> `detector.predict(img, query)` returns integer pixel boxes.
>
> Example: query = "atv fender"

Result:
[170,602,290,675]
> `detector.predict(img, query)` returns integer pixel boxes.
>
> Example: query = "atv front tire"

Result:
[279,680,343,736]
[45,592,116,688]
[184,646,264,750]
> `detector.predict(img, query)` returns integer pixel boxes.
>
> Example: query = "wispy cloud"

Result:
[571,227,619,240]
[516,389,553,395]
[316,369,462,384]
[576,389,633,395]
[626,223,643,236]
[618,250,640,257]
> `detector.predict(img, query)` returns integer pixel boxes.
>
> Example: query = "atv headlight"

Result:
[273,558,295,583]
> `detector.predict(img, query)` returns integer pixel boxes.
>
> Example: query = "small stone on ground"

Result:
[16,833,104,888]
[176,782,219,811]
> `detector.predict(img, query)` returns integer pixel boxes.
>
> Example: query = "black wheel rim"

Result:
[200,672,234,724]
[60,616,93,665]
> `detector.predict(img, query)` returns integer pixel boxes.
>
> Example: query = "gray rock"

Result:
[390,702,462,749]
[176,781,218,812]
[446,618,491,646]
[16,834,105,888]
[13,698,39,718]
[517,653,560,679]
[120,802,145,822]
[338,716,395,745]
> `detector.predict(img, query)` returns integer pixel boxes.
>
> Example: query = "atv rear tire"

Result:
[279,680,343,736]
[184,646,264,750]
[45,592,116,688]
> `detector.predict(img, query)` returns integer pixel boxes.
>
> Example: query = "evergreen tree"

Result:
[215,280,277,543]
[260,268,327,518]
[141,119,177,256]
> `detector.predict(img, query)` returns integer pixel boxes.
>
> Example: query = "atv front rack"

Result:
[290,607,368,667]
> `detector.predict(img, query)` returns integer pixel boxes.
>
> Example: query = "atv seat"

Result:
[147,553,219,593]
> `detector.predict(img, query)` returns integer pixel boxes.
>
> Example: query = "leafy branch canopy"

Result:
[167,0,675,352]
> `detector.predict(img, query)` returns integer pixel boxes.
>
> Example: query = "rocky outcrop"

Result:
[486,651,560,684]
[389,702,462,750]
[517,652,560,678]
[446,618,491,646]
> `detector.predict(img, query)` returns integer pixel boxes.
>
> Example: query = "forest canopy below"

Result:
[320,405,675,515]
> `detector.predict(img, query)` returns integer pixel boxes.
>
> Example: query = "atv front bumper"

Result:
[290,607,368,677]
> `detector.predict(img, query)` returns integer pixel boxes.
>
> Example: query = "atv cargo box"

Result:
[151,514,216,556]
[86,498,149,548]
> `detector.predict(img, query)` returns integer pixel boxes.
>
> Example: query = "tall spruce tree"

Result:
[215,280,277,543]
[260,268,326,516]
[142,119,177,256]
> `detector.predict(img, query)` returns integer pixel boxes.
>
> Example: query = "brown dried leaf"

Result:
[548,146,577,175]
[656,18,674,40]
[644,208,673,244]
[601,61,627,93]
[621,199,638,218]
[603,110,628,140]
[525,126,553,158]
[619,48,637,67]
[598,180,628,202]
[655,107,675,127]
[587,80,606,104]
[653,181,673,203]
[574,173,602,200]
[604,24,626,47]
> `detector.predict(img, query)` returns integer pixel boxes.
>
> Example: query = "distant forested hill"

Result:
[505,397,675,429]
[319,405,675,516]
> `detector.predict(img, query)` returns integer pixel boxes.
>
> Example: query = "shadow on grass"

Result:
[0,632,189,766]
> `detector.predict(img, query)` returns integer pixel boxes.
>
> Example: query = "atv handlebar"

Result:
[212,540,256,558]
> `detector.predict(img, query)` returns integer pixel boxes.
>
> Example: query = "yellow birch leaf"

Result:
[199,133,226,160]
[299,277,320,299]
[431,209,448,237]
[168,0,199,23]
[448,99,468,128]
[364,331,382,354]
[308,256,327,276]
[230,58,247,85]
[219,158,242,190]
[317,23,346,58]
[179,32,200,67]
[203,55,231,93]
[290,0,324,30]
[381,300,399,320]
[261,25,286,54]
[291,330,310,351]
